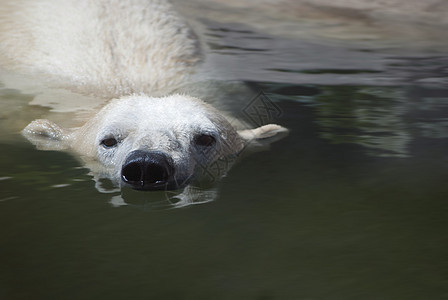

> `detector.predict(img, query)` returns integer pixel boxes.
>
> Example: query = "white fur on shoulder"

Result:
[0,0,200,97]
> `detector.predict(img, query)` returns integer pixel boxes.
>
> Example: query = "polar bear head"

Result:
[23,94,288,191]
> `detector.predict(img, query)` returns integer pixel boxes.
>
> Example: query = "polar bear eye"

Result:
[195,134,216,147]
[101,137,118,148]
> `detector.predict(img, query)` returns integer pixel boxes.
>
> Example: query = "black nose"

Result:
[121,150,174,190]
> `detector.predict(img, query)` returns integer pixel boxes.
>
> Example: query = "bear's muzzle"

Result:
[121,150,175,191]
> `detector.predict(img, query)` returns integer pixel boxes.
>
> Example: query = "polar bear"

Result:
[0,0,201,97]
[23,94,287,190]
[1,0,288,191]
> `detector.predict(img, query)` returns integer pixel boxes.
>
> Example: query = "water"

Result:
[1,2,448,299]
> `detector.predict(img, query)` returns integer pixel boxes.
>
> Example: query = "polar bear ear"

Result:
[238,124,289,148]
[22,119,71,150]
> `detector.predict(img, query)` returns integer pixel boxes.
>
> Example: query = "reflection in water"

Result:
[109,185,218,210]
[314,86,412,157]
[255,82,448,158]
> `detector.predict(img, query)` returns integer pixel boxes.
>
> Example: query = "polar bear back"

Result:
[0,0,201,97]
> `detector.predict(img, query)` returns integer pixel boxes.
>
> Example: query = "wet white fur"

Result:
[0,0,200,97]
[3,0,288,187]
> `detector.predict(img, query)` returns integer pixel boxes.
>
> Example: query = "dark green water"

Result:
[1,83,448,299]
[1,11,448,300]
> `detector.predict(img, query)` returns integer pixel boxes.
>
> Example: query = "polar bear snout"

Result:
[121,150,175,191]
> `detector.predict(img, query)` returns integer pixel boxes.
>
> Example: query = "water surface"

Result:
[1,3,448,300]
